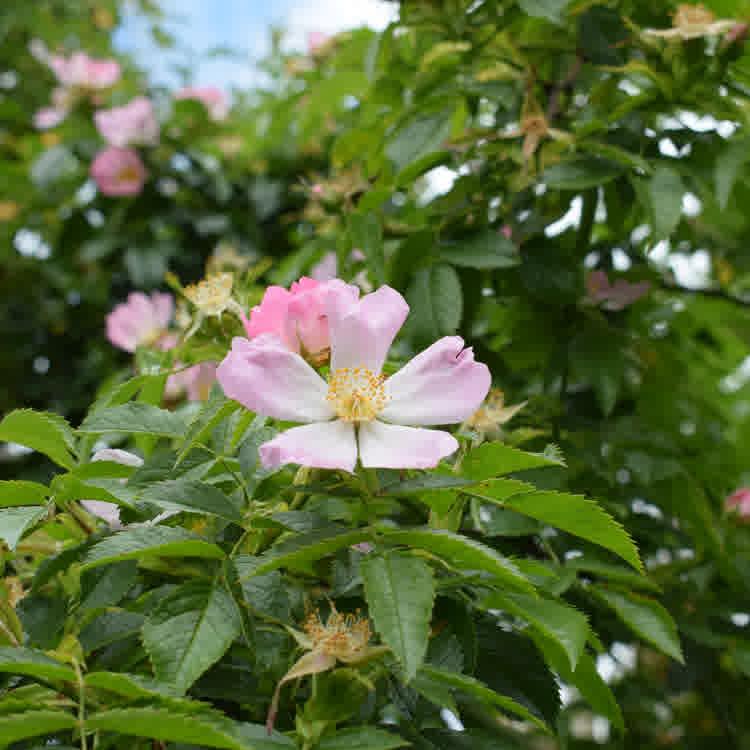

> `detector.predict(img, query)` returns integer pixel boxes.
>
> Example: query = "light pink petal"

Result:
[217,335,333,422]
[358,420,458,469]
[33,106,67,130]
[310,252,338,282]
[380,336,491,425]
[81,500,122,530]
[151,292,174,329]
[259,420,356,472]
[328,285,408,374]
[244,286,296,351]
[92,449,143,467]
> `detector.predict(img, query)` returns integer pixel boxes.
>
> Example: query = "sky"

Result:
[114,0,397,89]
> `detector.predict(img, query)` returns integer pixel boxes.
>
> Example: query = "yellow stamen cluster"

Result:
[184,272,234,316]
[304,605,371,662]
[326,367,388,422]
[674,3,715,29]
[117,165,141,183]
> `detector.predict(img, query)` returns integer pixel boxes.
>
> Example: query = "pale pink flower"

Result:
[183,361,218,401]
[310,252,339,283]
[307,31,330,54]
[726,488,750,521]
[173,86,229,122]
[106,291,173,353]
[90,147,148,196]
[48,52,120,89]
[32,87,72,130]
[218,282,491,472]
[95,96,159,148]
[243,277,333,358]
[81,449,144,530]
[584,270,650,311]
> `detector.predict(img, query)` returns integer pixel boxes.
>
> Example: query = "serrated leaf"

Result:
[79,561,138,611]
[380,475,480,495]
[381,528,534,593]
[350,212,386,287]
[79,610,145,654]
[566,556,660,592]
[85,671,183,699]
[386,112,453,172]
[716,138,750,208]
[439,230,520,270]
[0,646,76,682]
[140,479,243,522]
[0,409,75,469]
[82,527,226,570]
[142,582,243,694]
[0,480,49,508]
[0,506,48,550]
[361,554,435,681]
[78,403,189,437]
[0,709,77,744]
[420,665,550,731]
[591,586,683,662]
[87,706,295,749]
[649,165,683,239]
[541,158,622,190]
[462,441,564,480]
[407,264,462,344]
[176,395,240,466]
[316,727,409,750]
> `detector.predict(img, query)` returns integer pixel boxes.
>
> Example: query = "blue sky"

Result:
[114,0,396,88]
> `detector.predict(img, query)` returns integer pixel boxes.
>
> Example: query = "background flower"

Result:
[90,147,148,196]
[106,291,173,352]
[95,96,159,148]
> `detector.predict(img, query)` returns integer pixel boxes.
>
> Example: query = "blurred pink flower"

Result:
[32,87,72,130]
[218,282,491,472]
[310,250,367,285]
[183,361,218,401]
[243,277,334,359]
[81,448,144,530]
[174,86,229,121]
[106,291,173,352]
[48,51,120,89]
[307,31,330,54]
[584,270,650,311]
[90,147,148,196]
[95,96,159,148]
[726,488,750,521]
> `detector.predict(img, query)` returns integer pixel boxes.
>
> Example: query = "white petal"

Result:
[358,420,458,469]
[260,420,357,472]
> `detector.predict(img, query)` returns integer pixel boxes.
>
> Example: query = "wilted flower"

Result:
[463,388,526,440]
[726,488,750,521]
[184,273,239,317]
[90,147,148,196]
[643,4,736,40]
[94,96,159,148]
[584,270,651,311]
[174,86,229,121]
[267,603,387,732]
[106,291,173,352]
[218,282,491,472]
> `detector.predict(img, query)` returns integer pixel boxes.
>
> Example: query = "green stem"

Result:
[73,658,87,750]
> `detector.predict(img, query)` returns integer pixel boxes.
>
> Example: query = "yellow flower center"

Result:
[117,165,141,183]
[326,367,388,422]
[184,273,234,316]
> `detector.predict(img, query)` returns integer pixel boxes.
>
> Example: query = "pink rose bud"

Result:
[174,86,229,122]
[726,488,750,521]
[105,291,173,352]
[95,96,159,148]
[90,147,148,197]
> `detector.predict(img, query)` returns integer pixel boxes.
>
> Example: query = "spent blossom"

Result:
[106,291,173,352]
[174,86,229,122]
[94,96,159,148]
[726,488,750,522]
[218,281,491,472]
[643,4,736,40]
[90,147,148,197]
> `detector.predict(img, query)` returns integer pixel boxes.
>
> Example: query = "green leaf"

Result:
[79,610,145,654]
[462,441,564,480]
[316,727,409,750]
[577,5,629,65]
[0,646,76,682]
[140,479,243,522]
[176,396,240,466]
[87,706,295,749]
[142,582,243,694]
[386,112,453,172]
[380,475,480,495]
[518,0,570,23]
[716,138,750,208]
[480,591,588,671]
[85,671,183,699]
[407,264,462,344]
[78,403,189,437]
[79,560,138,611]
[648,165,683,239]
[0,709,77,744]
[566,556,661,592]
[82,527,226,570]
[469,483,642,571]
[0,409,75,469]
[0,506,48,550]
[381,528,534,593]
[420,665,550,731]
[541,158,622,190]
[439,230,520,270]
[0,480,49,508]
[361,554,436,681]
[590,586,683,662]
[350,212,386,287]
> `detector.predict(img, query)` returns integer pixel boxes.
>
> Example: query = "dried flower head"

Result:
[643,4,736,40]
[463,388,526,440]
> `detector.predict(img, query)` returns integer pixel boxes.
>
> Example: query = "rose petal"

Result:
[92,449,144,467]
[260,420,357,472]
[328,285,408,374]
[379,336,491,425]
[217,334,333,422]
[81,500,122,530]
[358,420,458,469]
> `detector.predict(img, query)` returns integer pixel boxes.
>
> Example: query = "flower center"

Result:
[326,367,387,422]
[117,165,140,183]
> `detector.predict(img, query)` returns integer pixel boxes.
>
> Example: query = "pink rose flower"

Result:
[95,96,159,148]
[81,448,144,530]
[90,147,148,197]
[106,291,173,353]
[726,488,750,521]
[173,86,229,122]
[307,31,330,54]
[218,282,491,472]
[584,270,650,311]
[48,51,120,89]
